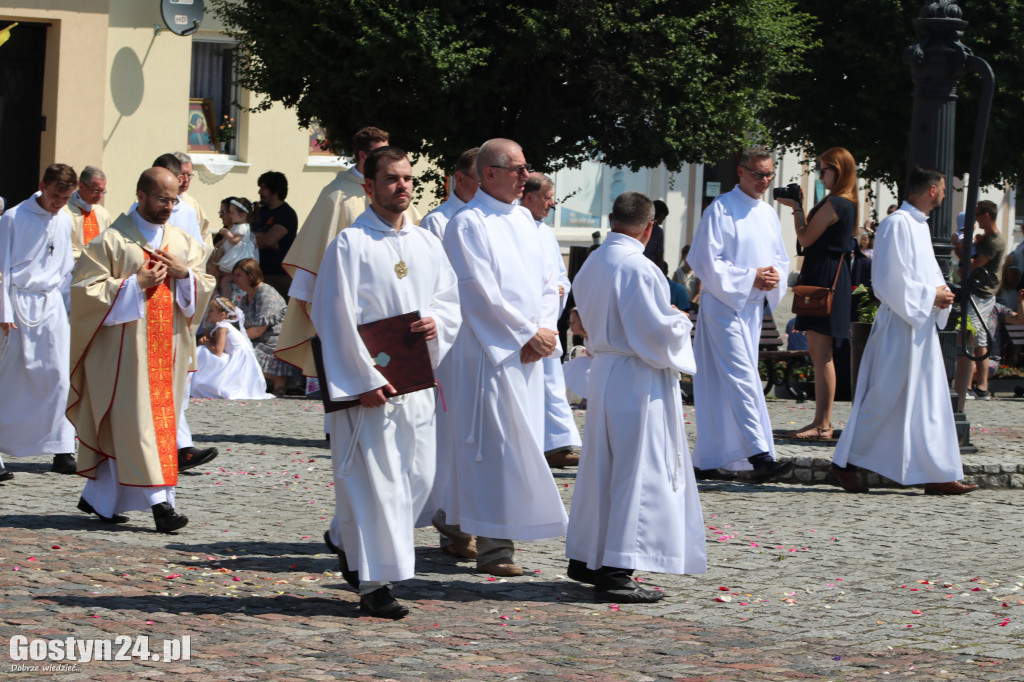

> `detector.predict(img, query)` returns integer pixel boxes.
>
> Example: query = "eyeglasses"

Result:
[146,193,180,207]
[490,164,533,175]
[741,166,776,181]
[83,188,107,195]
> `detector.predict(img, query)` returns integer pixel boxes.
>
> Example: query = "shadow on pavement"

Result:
[192,433,330,449]
[36,593,366,619]
[2,513,146,532]
[696,482,919,495]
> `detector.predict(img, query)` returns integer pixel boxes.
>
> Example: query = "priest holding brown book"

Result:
[311,146,461,619]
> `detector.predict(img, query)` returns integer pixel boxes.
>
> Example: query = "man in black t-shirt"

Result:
[954,200,1004,407]
[252,171,298,296]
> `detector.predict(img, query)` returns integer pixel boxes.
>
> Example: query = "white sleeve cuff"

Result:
[103,276,146,325]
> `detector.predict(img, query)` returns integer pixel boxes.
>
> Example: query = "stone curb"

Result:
[737,456,1024,490]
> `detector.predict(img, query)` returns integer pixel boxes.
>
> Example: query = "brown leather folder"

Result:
[310,310,436,413]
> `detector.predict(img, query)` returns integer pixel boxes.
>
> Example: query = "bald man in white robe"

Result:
[439,138,568,577]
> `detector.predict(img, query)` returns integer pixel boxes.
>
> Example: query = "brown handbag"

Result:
[791,257,844,318]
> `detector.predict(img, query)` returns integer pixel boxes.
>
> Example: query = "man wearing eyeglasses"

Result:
[65,165,112,262]
[437,138,568,578]
[520,172,581,469]
[688,145,793,482]
[137,154,218,472]
[174,152,214,253]
[139,154,206,256]
[68,167,216,532]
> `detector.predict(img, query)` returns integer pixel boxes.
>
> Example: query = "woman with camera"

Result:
[777,147,858,439]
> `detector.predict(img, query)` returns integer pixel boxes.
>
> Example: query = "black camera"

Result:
[772,183,801,201]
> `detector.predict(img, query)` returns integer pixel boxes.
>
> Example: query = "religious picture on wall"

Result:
[188,98,217,152]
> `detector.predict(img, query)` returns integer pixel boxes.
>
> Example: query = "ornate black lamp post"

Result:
[904,0,994,453]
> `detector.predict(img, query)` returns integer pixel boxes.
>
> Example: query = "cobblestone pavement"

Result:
[1,395,1023,680]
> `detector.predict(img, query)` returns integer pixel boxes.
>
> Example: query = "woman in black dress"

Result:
[778,147,858,439]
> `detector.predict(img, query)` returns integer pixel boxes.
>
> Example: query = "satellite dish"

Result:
[160,0,204,37]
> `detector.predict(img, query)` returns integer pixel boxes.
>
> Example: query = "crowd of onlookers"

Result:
[191,172,302,397]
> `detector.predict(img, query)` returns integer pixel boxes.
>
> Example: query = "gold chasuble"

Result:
[67,214,215,487]
[66,201,112,260]
[274,168,421,376]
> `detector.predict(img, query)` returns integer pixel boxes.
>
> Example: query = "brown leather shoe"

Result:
[432,511,478,559]
[477,561,524,577]
[441,537,478,560]
[545,448,580,468]
[828,464,868,493]
[924,480,979,495]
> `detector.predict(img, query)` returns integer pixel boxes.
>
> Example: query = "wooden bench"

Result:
[758,312,812,399]
[681,307,812,402]
[1004,323,1024,396]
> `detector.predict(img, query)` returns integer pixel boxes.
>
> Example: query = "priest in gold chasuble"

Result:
[68,168,215,533]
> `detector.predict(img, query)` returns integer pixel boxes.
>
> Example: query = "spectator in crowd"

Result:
[659,261,690,311]
[252,171,298,297]
[672,245,701,307]
[954,200,1004,405]
[209,197,258,297]
[642,199,667,265]
[191,297,272,400]
[231,258,300,396]
[785,317,808,351]
[776,146,859,440]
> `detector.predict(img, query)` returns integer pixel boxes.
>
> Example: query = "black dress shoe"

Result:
[152,502,188,533]
[323,531,360,589]
[178,447,218,472]
[750,459,794,484]
[567,559,598,585]
[594,582,665,603]
[0,467,13,482]
[77,496,129,524]
[694,467,738,481]
[51,453,77,474]
[359,587,409,619]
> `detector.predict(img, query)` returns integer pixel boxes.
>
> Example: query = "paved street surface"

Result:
[2,395,1024,680]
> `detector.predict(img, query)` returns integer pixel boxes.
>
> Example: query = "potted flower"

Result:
[216,115,236,154]
[849,284,878,401]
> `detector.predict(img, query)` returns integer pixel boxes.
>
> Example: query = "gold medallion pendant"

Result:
[395,260,409,279]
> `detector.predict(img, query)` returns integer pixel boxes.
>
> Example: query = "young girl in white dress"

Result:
[211,197,258,296]
[191,297,272,400]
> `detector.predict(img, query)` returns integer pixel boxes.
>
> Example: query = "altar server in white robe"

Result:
[313,147,461,619]
[688,145,793,482]
[419,147,479,241]
[567,191,706,603]
[830,166,976,495]
[440,138,568,577]
[417,147,479,554]
[521,172,582,468]
[0,164,78,480]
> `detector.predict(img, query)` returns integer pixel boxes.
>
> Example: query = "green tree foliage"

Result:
[213,0,814,181]
[763,0,1024,191]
